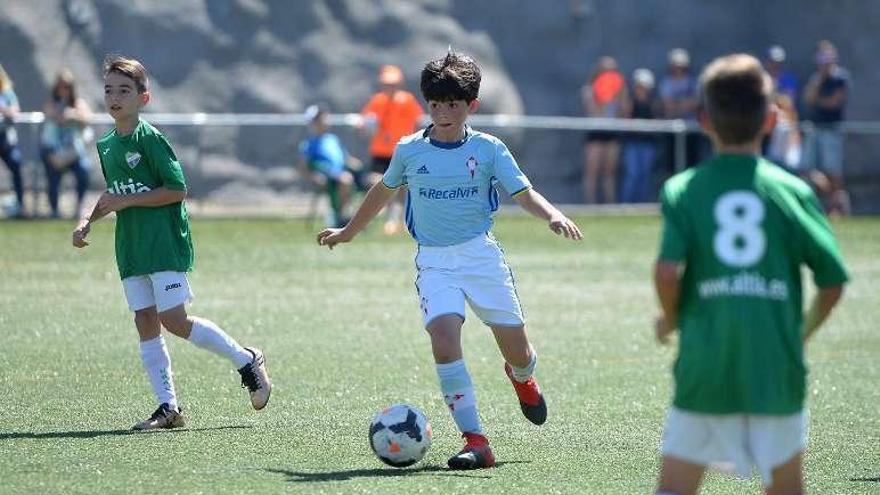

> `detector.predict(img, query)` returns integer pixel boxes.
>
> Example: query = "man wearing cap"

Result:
[621,68,659,203]
[765,45,799,104]
[659,48,705,169]
[360,64,424,234]
[803,40,851,215]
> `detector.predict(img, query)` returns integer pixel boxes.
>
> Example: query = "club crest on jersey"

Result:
[125,151,142,169]
[466,156,478,179]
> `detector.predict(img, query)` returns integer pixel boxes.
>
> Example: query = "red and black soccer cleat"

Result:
[504,362,547,425]
[447,432,496,470]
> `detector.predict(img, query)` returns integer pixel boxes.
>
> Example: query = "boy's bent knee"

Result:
[134,307,159,326]
[426,314,464,363]
[158,305,191,337]
[134,307,161,340]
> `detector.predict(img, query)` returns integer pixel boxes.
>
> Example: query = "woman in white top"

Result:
[766,93,802,173]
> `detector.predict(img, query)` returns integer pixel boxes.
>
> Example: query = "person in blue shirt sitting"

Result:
[298,104,366,227]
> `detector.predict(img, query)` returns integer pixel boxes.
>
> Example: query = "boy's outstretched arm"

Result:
[317,181,397,249]
[72,202,105,248]
[654,260,681,344]
[802,285,845,342]
[72,187,187,248]
[512,188,583,240]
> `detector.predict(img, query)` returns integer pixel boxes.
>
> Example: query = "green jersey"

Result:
[97,120,193,279]
[658,154,849,415]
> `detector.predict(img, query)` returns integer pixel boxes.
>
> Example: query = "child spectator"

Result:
[298,104,366,227]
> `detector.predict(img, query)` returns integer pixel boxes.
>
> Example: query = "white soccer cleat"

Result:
[238,347,271,410]
[131,403,185,431]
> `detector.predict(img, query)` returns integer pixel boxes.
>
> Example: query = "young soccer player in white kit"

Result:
[318,51,583,469]
[72,55,271,430]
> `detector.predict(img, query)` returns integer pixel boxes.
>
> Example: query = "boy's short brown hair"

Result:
[698,54,772,145]
[102,55,149,93]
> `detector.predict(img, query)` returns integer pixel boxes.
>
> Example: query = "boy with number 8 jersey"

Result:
[72,55,271,430]
[653,54,849,495]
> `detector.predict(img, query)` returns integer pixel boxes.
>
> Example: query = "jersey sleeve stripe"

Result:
[510,185,532,197]
[381,179,403,190]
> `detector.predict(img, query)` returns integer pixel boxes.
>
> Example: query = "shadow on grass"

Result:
[850,476,880,482]
[0,424,253,441]
[266,461,528,482]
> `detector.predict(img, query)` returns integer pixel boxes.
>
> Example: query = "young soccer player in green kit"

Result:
[72,55,271,430]
[653,54,849,495]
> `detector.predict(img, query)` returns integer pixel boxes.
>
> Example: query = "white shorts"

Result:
[661,407,808,487]
[415,233,524,328]
[122,271,194,313]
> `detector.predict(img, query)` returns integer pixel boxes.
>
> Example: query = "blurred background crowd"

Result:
[0,0,874,219]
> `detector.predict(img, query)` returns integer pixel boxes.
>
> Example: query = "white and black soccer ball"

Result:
[368,403,432,467]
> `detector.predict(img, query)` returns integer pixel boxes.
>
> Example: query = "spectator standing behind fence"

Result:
[40,69,93,218]
[802,40,851,216]
[766,93,802,174]
[765,45,799,104]
[360,64,424,234]
[0,64,26,218]
[659,48,703,168]
[581,56,627,204]
[620,68,659,203]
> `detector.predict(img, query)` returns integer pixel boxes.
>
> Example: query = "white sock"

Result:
[139,335,178,410]
[509,350,537,383]
[437,359,482,434]
[188,317,252,368]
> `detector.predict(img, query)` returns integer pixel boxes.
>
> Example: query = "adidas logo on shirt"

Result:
[416,165,430,174]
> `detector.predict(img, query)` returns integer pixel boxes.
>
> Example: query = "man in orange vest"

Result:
[360,64,424,234]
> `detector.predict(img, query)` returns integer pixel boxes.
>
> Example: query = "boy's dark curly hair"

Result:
[420,50,481,103]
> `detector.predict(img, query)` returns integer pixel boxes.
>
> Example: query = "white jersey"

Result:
[382,126,532,247]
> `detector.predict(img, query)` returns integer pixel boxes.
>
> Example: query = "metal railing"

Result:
[5,112,878,216]
[16,111,697,168]
[14,111,880,173]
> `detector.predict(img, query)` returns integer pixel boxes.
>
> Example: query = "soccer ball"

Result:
[368,403,432,467]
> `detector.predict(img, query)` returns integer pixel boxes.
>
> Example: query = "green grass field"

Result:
[1,214,877,494]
